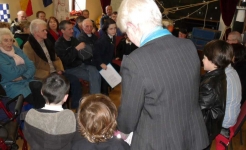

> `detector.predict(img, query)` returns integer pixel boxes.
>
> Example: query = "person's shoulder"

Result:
[13,45,22,52]
[110,137,130,150]
[56,36,64,43]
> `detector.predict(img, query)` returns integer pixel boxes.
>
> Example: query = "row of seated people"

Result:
[0,12,137,110]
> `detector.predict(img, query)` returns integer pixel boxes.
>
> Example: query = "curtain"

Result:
[100,0,111,14]
[220,0,240,40]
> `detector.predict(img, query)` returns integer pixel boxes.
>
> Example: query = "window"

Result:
[69,0,86,12]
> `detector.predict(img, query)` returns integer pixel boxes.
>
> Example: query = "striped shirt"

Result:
[222,64,241,128]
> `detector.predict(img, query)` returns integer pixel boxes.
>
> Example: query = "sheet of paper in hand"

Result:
[99,63,122,88]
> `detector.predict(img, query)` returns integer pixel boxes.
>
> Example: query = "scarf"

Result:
[0,47,25,66]
[28,34,56,62]
[140,27,171,47]
[48,29,62,41]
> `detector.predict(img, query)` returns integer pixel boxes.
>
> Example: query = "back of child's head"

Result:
[77,94,117,143]
[41,73,70,104]
[203,40,233,69]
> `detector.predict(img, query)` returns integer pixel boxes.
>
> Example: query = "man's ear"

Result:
[126,22,137,33]
[41,90,43,96]
[61,29,65,34]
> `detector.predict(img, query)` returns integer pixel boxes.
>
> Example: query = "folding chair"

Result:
[0,94,28,150]
[215,100,246,150]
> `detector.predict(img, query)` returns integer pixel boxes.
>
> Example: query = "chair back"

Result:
[0,74,6,96]
[231,101,246,136]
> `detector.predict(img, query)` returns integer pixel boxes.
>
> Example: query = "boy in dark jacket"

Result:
[199,40,233,149]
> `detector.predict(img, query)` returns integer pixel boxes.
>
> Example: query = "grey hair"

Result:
[0,28,13,43]
[229,31,242,43]
[82,18,93,27]
[30,19,47,34]
[117,0,162,33]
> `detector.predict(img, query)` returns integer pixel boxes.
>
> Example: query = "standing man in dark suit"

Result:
[116,0,209,149]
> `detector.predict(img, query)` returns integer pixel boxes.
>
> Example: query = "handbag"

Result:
[77,45,93,61]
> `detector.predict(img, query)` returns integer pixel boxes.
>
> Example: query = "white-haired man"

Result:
[10,10,27,34]
[226,31,242,44]
[23,19,82,109]
[116,0,209,149]
[77,19,98,46]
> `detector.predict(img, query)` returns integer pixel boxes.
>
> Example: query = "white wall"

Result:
[111,0,122,12]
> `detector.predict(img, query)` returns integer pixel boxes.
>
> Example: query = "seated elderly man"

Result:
[10,10,27,34]
[227,31,242,44]
[23,19,82,109]
[77,19,98,49]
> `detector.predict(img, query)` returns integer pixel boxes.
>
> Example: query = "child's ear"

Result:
[63,94,69,103]
[232,56,235,63]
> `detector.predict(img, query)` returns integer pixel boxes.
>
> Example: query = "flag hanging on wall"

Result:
[20,0,33,16]
[43,0,53,7]
[0,4,11,23]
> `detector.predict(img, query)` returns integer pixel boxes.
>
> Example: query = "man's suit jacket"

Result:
[117,35,209,150]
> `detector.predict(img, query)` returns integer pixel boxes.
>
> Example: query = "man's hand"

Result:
[115,57,120,60]
[75,42,86,51]
[57,71,63,75]
[12,77,23,82]
[100,63,107,70]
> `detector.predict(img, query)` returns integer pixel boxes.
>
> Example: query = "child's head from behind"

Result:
[77,94,117,143]
[41,73,70,105]
[203,40,233,71]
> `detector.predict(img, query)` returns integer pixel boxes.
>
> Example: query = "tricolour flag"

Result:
[20,0,33,16]
[43,0,53,7]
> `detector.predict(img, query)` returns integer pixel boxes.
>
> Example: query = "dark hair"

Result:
[41,73,70,104]
[36,11,45,18]
[102,18,116,34]
[82,9,89,14]
[231,44,246,63]
[112,11,118,15]
[0,22,10,29]
[47,16,59,31]
[77,94,117,143]
[59,20,73,30]
[203,40,233,69]
[179,28,187,34]
[76,16,86,24]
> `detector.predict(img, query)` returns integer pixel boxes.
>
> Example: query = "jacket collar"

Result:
[28,34,56,62]
[203,68,225,77]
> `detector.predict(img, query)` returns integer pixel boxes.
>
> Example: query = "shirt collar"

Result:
[41,104,64,111]
[140,26,163,45]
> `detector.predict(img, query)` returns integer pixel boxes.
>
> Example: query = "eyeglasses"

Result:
[2,39,14,43]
